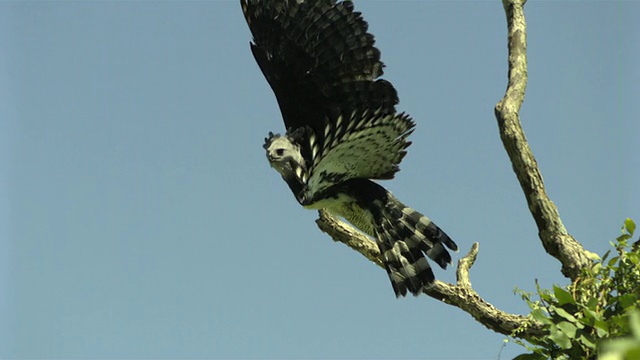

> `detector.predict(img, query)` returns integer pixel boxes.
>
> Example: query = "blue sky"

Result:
[1,1,638,359]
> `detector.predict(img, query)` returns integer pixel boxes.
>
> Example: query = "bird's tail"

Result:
[375,194,458,297]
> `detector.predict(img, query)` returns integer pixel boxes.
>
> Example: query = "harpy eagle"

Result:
[241,0,458,297]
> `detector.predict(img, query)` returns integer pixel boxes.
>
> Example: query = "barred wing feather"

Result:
[303,109,415,204]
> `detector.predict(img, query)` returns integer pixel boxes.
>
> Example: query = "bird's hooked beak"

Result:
[266,153,294,174]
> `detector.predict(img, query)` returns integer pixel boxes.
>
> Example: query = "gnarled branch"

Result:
[316,210,546,339]
[494,0,594,280]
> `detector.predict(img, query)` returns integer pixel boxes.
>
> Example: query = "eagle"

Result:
[241,0,458,297]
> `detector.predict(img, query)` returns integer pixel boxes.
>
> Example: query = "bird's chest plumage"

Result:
[303,192,377,237]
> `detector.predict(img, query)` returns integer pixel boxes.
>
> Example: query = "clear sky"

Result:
[1,1,638,359]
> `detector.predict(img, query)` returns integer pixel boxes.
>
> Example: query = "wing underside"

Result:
[303,109,415,204]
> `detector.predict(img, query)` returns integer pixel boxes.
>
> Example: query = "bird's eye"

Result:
[276,149,285,156]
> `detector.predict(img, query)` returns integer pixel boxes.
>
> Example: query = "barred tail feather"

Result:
[376,196,458,297]
[398,206,458,266]
[378,217,434,297]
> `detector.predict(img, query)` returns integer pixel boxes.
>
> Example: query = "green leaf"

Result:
[554,285,575,305]
[580,308,602,329]
[617,233,631,242]
[594,319,610,337]
[554,307,578,323]
[539,291,552,303]
[513,353,548,360]
[579,309,595,326]
[585,298,599,312]
[592,262,603,274]
[578,334,596,349]
[531,308,552,325]
[619,293,639,310]
[608,256,620,268]
[624,218,636,236]
[549,324,572,349]
[611,315,630,332]
[557,321,578,338]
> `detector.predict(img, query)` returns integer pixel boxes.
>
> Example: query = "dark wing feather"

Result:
[241,0,398,135]
[303,109,414,203]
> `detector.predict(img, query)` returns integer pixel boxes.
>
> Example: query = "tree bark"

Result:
[494,0,594,280]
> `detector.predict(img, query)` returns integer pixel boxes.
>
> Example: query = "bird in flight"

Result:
[241,0,458,297]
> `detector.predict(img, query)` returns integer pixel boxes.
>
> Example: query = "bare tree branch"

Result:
[316,210,383,268]
[494,0,594,280]
[316,210,546,338]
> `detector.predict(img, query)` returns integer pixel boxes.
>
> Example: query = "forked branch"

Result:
[316,210,546,338]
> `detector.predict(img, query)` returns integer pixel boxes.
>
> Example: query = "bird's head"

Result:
[263,131,306,179]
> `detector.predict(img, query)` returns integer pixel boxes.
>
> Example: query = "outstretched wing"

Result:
[302,109,415,204]
[243,0,416,203]
[241,0,398,135]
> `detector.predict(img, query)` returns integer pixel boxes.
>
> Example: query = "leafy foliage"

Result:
[511,219,639,360]
[599,311,640,360]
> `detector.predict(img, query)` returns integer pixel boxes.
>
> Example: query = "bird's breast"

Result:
[303,192,376,237]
